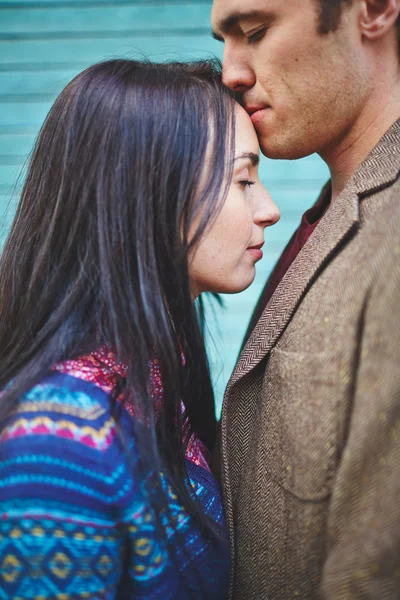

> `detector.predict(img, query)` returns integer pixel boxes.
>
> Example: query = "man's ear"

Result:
[359,0,400,39]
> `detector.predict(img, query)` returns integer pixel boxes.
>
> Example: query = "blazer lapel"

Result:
[226,184,360,391]
[227,118,400,393]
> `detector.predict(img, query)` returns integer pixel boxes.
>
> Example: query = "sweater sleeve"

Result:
[0,373,228,599]
[0,376,127,599]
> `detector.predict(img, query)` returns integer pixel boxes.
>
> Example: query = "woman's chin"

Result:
[191,267,257,296]
[212,272,256,295]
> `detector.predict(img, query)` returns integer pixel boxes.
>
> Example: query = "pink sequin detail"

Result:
[54,348,211,471]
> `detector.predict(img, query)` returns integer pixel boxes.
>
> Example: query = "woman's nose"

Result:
[254,189,280,228]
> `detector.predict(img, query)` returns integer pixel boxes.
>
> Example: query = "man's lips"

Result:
[245,105,271,125]
[245,105,268,115]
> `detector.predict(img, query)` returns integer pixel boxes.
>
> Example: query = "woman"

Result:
[0,59,279,598]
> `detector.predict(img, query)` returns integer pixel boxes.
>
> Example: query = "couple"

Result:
[0,0,399,597]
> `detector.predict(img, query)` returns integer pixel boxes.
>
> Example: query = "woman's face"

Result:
[189,105,280,298]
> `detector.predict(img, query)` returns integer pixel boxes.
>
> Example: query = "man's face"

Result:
[211,0,373,160]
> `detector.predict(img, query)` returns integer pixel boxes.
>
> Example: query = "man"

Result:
[211,0,400,598]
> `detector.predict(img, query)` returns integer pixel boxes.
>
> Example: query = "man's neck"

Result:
[320,74,400,203]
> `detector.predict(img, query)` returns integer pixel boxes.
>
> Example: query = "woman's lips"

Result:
[247,243,264,262]
[248,248,263,261]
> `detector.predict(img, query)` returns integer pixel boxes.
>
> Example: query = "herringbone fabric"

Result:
[220,119,400,599]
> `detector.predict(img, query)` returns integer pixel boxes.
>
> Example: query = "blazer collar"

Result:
[353,118,400,196]
[227,118,400,391]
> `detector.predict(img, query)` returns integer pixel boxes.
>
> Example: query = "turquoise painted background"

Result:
[0,0,329,412]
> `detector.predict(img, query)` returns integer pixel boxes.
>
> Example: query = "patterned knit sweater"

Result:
[0,349,229,599]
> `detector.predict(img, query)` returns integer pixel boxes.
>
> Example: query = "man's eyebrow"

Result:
[211,30,224,42]
[212,10,270,39]
[234,152,260,167]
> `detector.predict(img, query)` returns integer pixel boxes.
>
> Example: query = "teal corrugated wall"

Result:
[0,0,329,411]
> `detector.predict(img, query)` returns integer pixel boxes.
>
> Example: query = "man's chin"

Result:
[258,135,314,160]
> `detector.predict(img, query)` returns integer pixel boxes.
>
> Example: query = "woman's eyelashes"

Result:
[239,180,256,188]
[236,167,256,189]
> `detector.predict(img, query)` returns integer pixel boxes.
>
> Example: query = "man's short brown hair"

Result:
[317,0,400,52]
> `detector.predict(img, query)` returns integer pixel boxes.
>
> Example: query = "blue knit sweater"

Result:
[0,371,229,599]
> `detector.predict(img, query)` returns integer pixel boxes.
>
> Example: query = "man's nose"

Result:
[222,46,256,92]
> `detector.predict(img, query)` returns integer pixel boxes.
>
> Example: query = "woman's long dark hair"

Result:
[0,59,236,552]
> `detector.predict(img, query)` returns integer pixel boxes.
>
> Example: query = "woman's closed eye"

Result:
[239,180,256,188]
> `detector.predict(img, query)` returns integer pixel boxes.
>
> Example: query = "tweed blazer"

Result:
[220,119,400,599]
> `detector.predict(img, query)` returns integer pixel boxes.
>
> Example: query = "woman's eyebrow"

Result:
[234,152,260,166]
